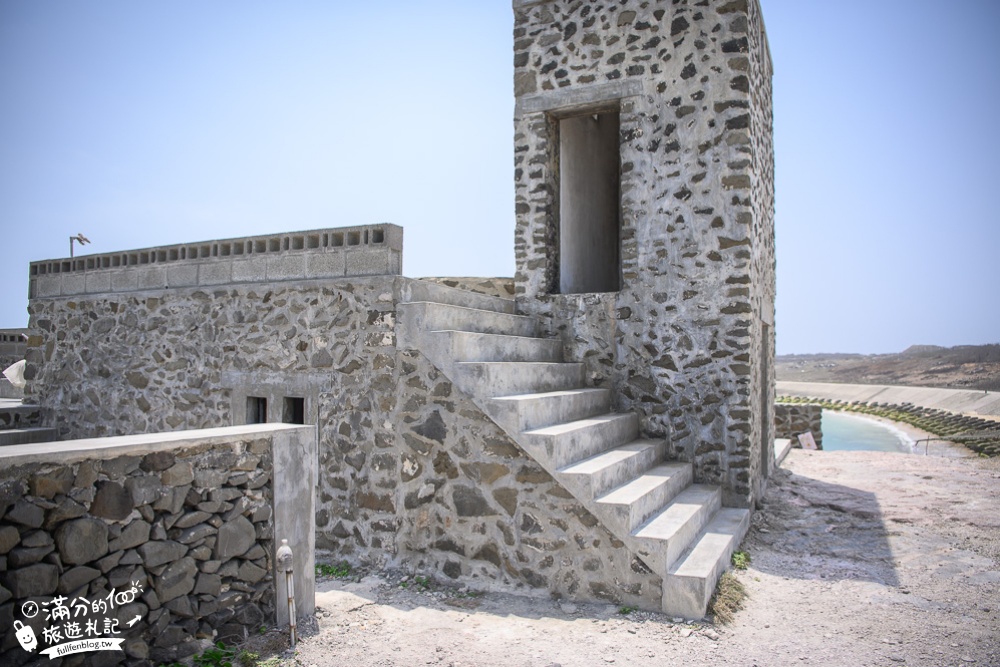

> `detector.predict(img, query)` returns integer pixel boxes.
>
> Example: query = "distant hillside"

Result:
[776,344,1000,391]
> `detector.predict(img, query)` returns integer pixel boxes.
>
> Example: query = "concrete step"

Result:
[490,388,611,432]
[430,330,562,363]
[0,427,58,447]
[522,412,639,469]
[662,507,751,619]
[633,484,722,571]
[558,439,667,500]
[402,280,516,314]
[456,361,584,397]
[595,462,694,532]
[398,302,537,338]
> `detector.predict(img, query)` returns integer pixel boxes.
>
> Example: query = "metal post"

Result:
[276,539,296,649]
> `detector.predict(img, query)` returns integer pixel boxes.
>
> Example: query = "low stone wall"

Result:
[0,424,314,666]
[774,403,823,449]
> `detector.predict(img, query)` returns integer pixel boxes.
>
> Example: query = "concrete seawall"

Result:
[777,381,1000,419]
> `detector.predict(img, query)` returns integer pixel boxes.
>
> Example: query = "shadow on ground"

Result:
[747,466,899,587]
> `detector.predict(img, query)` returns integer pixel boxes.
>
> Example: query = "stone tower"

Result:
[512,0,775,507]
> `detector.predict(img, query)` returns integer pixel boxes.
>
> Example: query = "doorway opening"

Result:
[557,110,621,294]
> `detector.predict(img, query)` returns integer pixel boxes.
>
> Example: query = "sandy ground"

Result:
[245,444,1000,667]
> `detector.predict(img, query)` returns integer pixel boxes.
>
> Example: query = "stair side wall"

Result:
[512,0,775,507]
[321,347,664,610]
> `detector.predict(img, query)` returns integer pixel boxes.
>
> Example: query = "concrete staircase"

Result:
[0,400,55,447]
[398,281,749,618]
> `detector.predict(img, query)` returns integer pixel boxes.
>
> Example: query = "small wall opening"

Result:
[247,396,267,424]
[557,111,621,294]
[283,397,305,424]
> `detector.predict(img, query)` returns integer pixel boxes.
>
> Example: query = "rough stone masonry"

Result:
[16,0,774,626]
[512,0,775,507]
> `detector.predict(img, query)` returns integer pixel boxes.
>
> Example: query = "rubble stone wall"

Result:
[26,276,662,610]
[511,0,774,507]
[0,425,314,666]
[24,277,399,440]
[774,403,824,449]
[321,348,663,609]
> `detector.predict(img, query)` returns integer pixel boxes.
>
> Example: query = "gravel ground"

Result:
[242,445,1000,667]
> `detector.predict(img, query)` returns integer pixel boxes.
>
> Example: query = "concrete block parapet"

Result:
[27,224,403,298]
[0,329,28,371]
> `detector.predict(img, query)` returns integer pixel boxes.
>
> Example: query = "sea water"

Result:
[821,410,914,453]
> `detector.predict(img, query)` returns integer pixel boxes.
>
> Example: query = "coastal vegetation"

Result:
[776,396,999,456]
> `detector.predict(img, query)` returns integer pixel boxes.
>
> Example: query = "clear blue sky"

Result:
[1,1,997,355]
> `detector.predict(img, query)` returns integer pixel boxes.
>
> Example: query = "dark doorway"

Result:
[283,396,305,424]
[247,396,267,424]
[558,111,621,294]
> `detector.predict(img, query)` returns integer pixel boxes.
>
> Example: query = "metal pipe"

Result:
[276,538,296,649]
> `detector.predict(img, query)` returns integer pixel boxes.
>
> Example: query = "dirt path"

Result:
[247,448,1000,667]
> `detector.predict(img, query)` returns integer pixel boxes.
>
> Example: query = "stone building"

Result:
[18,0,773,620]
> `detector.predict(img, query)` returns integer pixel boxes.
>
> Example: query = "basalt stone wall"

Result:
[0,429,305,666]
[24,277,399,440]
[25,274,659,610]
[320,348,663,610]
[774,403,823,449]
[512,0,774,507]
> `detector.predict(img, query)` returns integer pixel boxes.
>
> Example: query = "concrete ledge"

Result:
[516,80,644,116]
[0,423,309,465]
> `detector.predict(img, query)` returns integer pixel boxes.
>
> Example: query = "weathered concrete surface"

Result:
[778,381,1000,419]
[272,422,317,626]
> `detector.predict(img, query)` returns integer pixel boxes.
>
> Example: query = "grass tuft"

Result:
[315,561,352,578]
[708,571,747,625]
